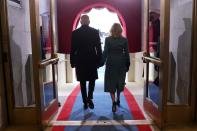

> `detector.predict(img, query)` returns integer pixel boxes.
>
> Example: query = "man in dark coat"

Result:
[70,15,102,109]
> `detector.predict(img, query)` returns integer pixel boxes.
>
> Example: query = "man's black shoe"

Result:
[84,104,88,110]
[88,100,94,109]
[116,99,120,107]
[112,102,116,113]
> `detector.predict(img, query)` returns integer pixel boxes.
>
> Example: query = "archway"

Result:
[71,3,127,82]
[72,3,127,36]
[72,7,125,82]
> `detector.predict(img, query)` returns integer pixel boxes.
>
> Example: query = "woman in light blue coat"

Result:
[102,23,130,112]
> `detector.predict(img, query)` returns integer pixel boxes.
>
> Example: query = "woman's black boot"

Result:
[112,102,116,112]
[116,99,120,107]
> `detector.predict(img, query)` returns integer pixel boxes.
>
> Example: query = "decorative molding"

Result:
[8,0,22,8]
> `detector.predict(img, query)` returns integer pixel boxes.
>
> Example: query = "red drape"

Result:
[57,1,142,53]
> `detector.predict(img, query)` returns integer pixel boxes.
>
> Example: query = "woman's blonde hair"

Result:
[110,23,123,38]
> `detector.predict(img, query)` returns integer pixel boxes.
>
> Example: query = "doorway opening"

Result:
[52,5,152,129]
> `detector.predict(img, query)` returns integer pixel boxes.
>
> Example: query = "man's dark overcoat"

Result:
[70,25,102,81]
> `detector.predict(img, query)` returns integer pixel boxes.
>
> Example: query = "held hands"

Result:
[97,59,105,68]
[97,62,104,68]
[71,63,76,68]
[126,62,130,72]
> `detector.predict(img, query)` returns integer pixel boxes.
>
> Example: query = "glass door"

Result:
[1,0,59,128]
[143,0,197,127]
[143,0,165,128]
[1,0,38,124]
[37,0,59,127]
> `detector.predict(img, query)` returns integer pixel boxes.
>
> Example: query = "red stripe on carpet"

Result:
[52,126,64,131]
[124,87,152,131]
[57,85,80,120]
[52,85,80,131]
[53,84,151,131]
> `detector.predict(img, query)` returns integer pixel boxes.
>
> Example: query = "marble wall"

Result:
[169,0,193,104]
[7,0,35,107]
[40,0,50,15]
[149,0,160,11]
[57,54,67,87]
[128,52,144,83]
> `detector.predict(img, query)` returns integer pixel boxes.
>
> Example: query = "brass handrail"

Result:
[142,56,162,66]
[39,57,59,68]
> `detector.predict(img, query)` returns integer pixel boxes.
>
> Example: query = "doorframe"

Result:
[193,0,197,123]
[142,0,169,128]
[0,1,8,129]
[160,0,170,127]
[30,0,59,128]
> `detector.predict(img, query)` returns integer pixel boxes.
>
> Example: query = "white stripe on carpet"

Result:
[49,119,153,126]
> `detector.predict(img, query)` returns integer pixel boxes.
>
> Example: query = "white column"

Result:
[127,53,135,82]
[66,54,73,83]
[57,53,67,87]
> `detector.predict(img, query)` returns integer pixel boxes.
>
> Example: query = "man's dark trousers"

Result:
[80,80,95,105]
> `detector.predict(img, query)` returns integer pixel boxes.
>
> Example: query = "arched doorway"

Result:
[72,3,127,36]
[72,8,126,82]
[69,3,128,83]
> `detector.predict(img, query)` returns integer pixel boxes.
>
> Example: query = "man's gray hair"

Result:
[80,15,90,25]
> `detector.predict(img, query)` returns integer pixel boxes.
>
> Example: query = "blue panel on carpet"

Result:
[69,81,134,121]
[148,83,159,105]
[43,82,55,107]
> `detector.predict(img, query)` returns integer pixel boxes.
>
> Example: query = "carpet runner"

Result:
[52,81,152,131]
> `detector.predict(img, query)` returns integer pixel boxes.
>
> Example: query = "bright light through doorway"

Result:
[77,8,121,32]
[73,8,122,83]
